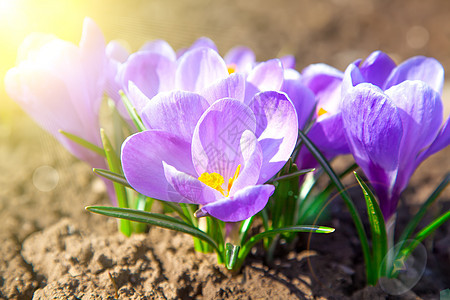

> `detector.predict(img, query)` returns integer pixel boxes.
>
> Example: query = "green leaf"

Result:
[86,206,220,252]
[398,173,449,245]
[100,129,130,236]
[269,168,315,183]
[59,130,105,157]
[239,226,334,260]
[225,243,241,270]
[401,210,450,260]
[354,172,388,276]
[120,90,146,132]
[298,130,374,285]
[93,168,132,189]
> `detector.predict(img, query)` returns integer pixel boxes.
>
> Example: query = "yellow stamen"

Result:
[318,107,328,117]
[227,63,237,74]
[198,164,241,197]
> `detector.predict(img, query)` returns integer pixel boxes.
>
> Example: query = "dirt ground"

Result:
[1,0,449,299]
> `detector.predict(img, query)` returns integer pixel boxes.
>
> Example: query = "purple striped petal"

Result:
[198,184,275,222]
[200,72,246,105]
[341,83,403,218]
[162,162,221,205]
[121,130,197,202]
[385,81,443,192]
[141,91,210,142]
[249,91,298,183]
[176,47,228,92]
[359,50,396,88]
[384,56,444,95]
[191,99,256,181]
[415,116,450,168]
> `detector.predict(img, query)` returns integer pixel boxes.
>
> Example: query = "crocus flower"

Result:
[341,81,448,220]
[121,88,298,222]
[120,46,285,116]
[5,17,107,168]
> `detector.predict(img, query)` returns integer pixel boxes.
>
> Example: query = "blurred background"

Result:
[0,0,449,231]
[2,0,450,116]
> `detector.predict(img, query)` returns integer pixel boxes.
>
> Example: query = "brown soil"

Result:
[1,0,450,299]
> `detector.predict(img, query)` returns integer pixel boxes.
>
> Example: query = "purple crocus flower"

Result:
[121,88,298,222]
[341,64,448,219]
[5,18,107,168]
[119,46,286,116]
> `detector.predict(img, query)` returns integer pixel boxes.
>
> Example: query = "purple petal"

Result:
[248,91,298,183]
[384,56,444,95]
[162,162,221,205]
[141,91,210,142]
[200,72,246,105]
[281,69,316,129]
[280,55,296,69]
[121,130,197,202]
[228,130,263,194]
[224,46,255,73]
[385,81,443,191]
[359,50,396,88]
[119,51,176,99]
[198,184,275,222]
[341,83,403,216]
[176,47,228,92]
[415,116,450,167]
[301,63,343,114]
[140,39,176,61]
[246,59,284,92]
[341,63,366,97]
[106,40,129,63]
[191,99,256,181]
[127,81,152,115]
[188,37,218,52]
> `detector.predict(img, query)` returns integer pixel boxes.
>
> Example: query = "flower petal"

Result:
[127,81,152,115]
[415,116,450,167]
[246,59,284,92]
[384,56,444,95]
[341,83,403,217]
[106,40,129,63]
[198,184,275,222]
[358,50,396,88]
[119,51,176,99]
[280,55,296,69]
[248,91,298,183]
[141,91,210,142]
[121,130,196,202]
[200,72,246,105]
[228,130,263,195]
[176,47,228,92]
[301,63,343,115]
[281,69,316,129]
[140,39,176,61]
[191,99,256,181]
[385,80,443,191]
[224,46,255,73]
[162,162,221,204]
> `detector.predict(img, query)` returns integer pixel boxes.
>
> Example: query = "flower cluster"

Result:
[5,18,449,281]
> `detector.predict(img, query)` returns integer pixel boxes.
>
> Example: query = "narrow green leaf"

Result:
[298,130,374,284]
[269,168,315,183]
[239,216,255,245]
[354,172,388,276]
[120,90,146,132]
[93,168,132,189]
[398,173,449,245]
[226,243,241,270]
[401,210,450,259]
[59,130,105,157]
[100,129,130,236]
[86,206,219,252]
